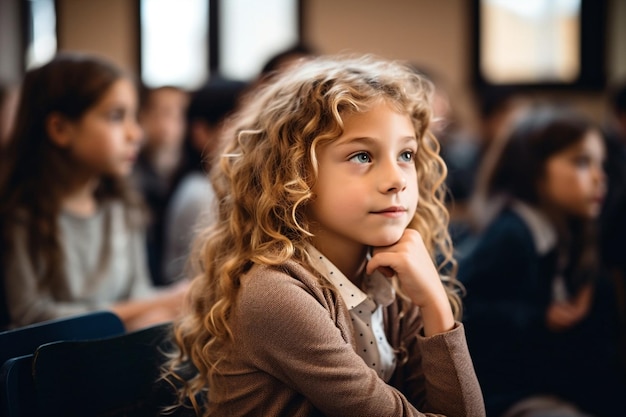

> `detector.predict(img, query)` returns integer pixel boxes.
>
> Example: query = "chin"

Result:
[368,232,404,247]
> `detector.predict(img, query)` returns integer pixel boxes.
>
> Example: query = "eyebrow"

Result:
[335,135,417,147]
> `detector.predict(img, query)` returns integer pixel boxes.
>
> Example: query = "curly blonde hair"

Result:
[164,54,461,414]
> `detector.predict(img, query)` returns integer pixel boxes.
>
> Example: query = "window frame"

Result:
[136,0,304,86]
[471,0,607,91]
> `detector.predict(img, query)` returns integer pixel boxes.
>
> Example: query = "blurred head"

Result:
[138,86,189,152]
[1,52,138,200]
[186,78,248,165]
[257,43,316,85]
[488,105,606,219]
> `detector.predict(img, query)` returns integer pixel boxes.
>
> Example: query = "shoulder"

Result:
[459,208,536,280]
[237,260,340,323]
[178,172,212,193]
[235,260,349,345]
[168,174,215,218]
[477,208,534,250]
[239,261,327,307]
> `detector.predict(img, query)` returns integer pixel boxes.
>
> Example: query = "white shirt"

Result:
[511,200,568,302]
[308,245,397,381]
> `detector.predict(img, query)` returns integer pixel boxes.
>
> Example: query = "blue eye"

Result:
[399,150,414,162]
[349,152,371,164]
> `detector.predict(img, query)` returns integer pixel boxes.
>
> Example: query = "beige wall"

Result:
[0,0,23,83]
[608,0,626,85]
[304,0,469,85]
[56,0,138,74]
[304,0,478,126]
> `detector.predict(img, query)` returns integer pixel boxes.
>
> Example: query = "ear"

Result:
[46,113,74,147]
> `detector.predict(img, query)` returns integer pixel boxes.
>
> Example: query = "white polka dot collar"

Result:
[307,245,395,309]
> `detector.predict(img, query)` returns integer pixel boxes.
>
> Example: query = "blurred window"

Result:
[473,0,605,89]
[26,0,57,70]
[480,0,580,84]
[219,0,299,80]
[140,0,209,89]
[140,0,300,88]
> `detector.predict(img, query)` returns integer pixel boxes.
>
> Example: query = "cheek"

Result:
[318,183,361,211]
[542,162,571,194]
[543,167,589,208]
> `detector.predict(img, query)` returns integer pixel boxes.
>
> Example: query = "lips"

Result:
[371,206,407,215]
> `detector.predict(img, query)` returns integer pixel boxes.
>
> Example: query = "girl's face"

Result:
[63,78,142,178]
[309,101,419,255]
[540,129,606,219]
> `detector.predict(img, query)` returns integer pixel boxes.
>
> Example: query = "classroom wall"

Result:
[56,0,138,74]
[608,0,626,82]
[0,0,23,84]
[303,0,479,127]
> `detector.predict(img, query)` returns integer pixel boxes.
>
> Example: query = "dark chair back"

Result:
[0,248,10,332]
[0,311,126,417]
[32,322,189,417]
[0,355,35,417]
[0,310,125,367]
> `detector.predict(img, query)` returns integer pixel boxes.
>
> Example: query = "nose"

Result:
[126,118,143,145]
[594,163,607,190]
[379,160,407,193]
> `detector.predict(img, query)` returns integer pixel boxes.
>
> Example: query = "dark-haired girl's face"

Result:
[540,129,606,219]
[62,78,142,178]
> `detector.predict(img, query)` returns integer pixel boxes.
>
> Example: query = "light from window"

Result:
[26,0,57,69]
[480,0,581,84]
[140,0,208,89]
[220,0,299,81]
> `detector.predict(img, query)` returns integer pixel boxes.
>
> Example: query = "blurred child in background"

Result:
[0,52,187,331]
[133,85,189,285]
[459,104,626,417]
[162,77,248,283]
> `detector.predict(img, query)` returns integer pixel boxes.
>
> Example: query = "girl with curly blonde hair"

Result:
[166,54,484,416]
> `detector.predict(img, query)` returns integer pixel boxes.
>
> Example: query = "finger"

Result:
[377,266,395,278]
[366,252,399,275]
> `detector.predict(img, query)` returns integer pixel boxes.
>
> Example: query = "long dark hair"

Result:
[0,52,141,293]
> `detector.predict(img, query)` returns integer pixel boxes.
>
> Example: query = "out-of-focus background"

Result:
[1,0,625,130]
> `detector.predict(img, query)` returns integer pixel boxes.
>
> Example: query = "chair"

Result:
[0,310,126,367]
[0,355,36,417]
[0,272,10,332]
[32,321,194,417]
[0,311,126,417]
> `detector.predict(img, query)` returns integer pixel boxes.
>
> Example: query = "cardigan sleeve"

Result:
[387,300,485,417]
